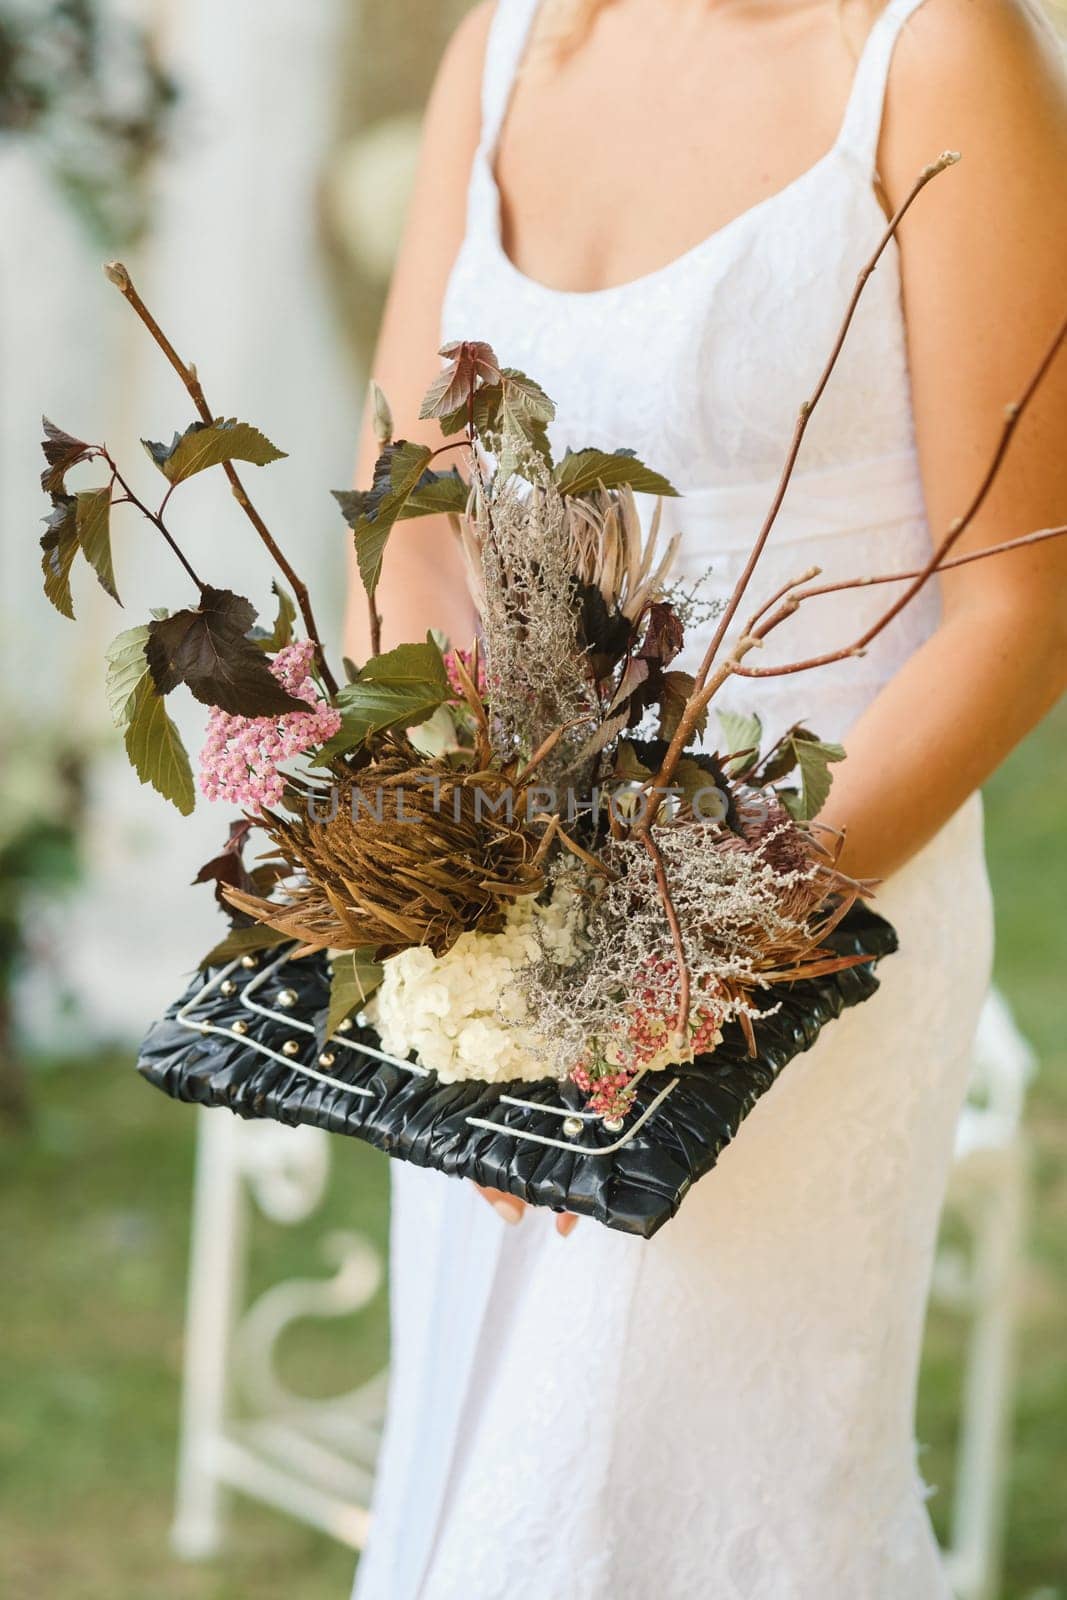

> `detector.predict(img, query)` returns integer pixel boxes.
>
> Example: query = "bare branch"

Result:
[103,260,339,696]
[645,152,960,805]
[733,308,1067,678]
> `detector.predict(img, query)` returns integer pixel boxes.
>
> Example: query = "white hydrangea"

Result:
[366,886,584,1084]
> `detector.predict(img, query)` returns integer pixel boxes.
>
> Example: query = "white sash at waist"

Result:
[644,448,928,557]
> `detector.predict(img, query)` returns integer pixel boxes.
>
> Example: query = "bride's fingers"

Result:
[475,1183,526,1224]
[556,1212,579,1238]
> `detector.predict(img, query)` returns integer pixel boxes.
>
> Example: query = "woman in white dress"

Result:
[347,1,1067,1595]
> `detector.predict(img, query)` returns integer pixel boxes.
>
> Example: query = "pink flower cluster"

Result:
[571,962,728,1119]
[199,639,341,813]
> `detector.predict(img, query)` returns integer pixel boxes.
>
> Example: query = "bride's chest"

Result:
[441,163,915,490]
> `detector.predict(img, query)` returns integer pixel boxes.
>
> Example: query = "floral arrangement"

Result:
[39,152,1067,1134]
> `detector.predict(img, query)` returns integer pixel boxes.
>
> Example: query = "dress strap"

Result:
[478,0,545,161]
[837,0,932,171]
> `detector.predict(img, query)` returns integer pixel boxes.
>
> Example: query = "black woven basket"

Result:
[137,902,896,1239]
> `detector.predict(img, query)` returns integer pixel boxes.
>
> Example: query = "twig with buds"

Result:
[103,260,339,696]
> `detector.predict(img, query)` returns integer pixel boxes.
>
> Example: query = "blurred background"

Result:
[1,2,1064,1597]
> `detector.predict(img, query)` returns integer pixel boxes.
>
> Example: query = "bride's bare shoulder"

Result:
[435,0,497,97]
[882,0,1067,175]
[415,2,497,183]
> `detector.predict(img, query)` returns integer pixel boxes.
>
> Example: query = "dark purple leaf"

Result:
[146,585,306,716]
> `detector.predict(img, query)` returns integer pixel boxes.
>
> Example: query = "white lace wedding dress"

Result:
[352,1,992,1594]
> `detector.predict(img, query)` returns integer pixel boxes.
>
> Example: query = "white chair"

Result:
[936,991,1035,1600]
[170,990,1034,1590]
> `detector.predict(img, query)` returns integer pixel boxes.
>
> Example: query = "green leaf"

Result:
[792,731,846,820]
[123,674,196,814]
[75,486,119,602]
[198,923,290,970]
[145,585,307,716]
[333,439,434,598]
[458,367,557,471]
[141,418,287,484]
[402,467,469,518]
[758,726,845,819]
[40,495,80,619]
[314,637,449,763]
[40,417,93,495]
[105,624,152,728]
[250,582,297,652]
[717,709,763,776]
[327,948,383,1037]
[553,447,679,499]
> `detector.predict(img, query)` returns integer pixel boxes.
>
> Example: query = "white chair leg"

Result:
[947,1138,1029,1600]
[170,1108,248,1560]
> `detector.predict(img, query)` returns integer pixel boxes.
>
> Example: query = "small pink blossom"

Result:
[198,639,341,812]
[443,646,486,700]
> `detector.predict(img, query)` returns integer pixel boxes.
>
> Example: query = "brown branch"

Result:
[748,521,1067,643]
[645,151,960,807]
[103,453,205,592]
[732,308,1067,679]
[367,593,383,657]
[103,260,339,696]
[640,828,692,1042]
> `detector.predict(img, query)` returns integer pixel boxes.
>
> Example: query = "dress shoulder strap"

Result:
[837,0,932,171]
[478,0,544,160]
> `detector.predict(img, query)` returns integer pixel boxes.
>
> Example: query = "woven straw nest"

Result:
[223,751,547,957]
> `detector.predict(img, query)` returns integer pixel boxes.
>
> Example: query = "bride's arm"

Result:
[818,0,1067,880]
[343,1,494,660]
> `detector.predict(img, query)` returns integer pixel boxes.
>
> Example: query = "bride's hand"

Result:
[474,1184,579,1237]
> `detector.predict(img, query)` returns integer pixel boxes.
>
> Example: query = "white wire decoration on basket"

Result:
[174,948,683,1157]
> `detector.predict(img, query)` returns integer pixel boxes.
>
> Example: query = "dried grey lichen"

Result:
[463,446,597,780]
[514,812,834,1070]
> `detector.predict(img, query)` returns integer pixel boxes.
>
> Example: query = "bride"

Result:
[347,1,1067,1595]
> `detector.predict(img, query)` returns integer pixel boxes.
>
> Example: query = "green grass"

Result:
[2,705,1065,1599]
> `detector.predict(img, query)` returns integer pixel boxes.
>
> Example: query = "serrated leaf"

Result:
[472,368,557,473]
[105,624,151,728]
[717,709,763,776]
[40,494,79,618]
[658,670,706,742]
[327,949,383,1037]
[198,923,290,970]
[145,585,306,716]
[40,417,92,494]
[333,439,434,598]
[359,639,449,690]
[313,638,449,763]
[792,732,846,820]
[75,486,119,602]
[142,418,287,484]
[402,467,470,518]
[419,340,501,422]
[123,674,196,814]
[553,447,679,499]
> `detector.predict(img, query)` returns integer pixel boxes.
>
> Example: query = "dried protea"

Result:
[223,747,549,957]
[563,485,680,622]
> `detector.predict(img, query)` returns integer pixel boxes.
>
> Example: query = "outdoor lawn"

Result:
[3,702,1065,1600]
